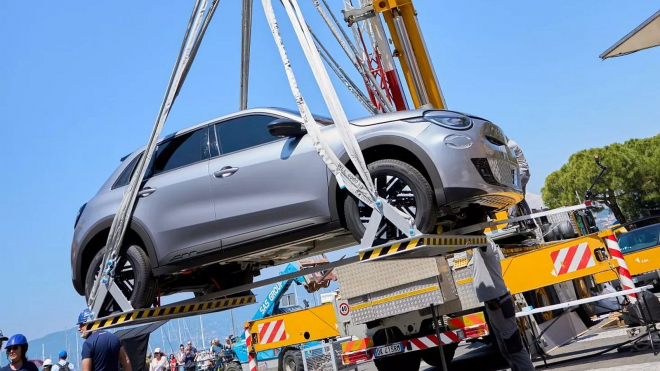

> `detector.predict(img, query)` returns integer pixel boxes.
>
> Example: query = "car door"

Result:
[132,125,219,266]
[208,113,330,247]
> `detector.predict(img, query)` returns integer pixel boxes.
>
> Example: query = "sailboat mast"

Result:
[199,316,206,350]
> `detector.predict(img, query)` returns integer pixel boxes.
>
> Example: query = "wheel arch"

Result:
[328,136,445,227]
[75,216,157,295]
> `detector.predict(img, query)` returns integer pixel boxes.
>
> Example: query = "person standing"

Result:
[168,354,177,371]
[76,309,132,371]
[176,345,185,371]
[51,351,74,371]
[1,334,39,371]
[42,359,53,371]
[149,349,167,371]
[473,238,535,371]
[182,347,195,371]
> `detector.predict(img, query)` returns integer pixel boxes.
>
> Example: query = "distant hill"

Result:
[17,280,336,368]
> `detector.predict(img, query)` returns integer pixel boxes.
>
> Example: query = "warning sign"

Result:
[339,302,350,317]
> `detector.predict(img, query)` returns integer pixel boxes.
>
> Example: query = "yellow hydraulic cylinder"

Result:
[374,0,447,110]
[245,304,339,353]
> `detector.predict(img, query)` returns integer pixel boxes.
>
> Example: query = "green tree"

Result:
[541,134,660,223]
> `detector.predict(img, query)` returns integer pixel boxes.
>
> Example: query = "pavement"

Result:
[355,324,660,371]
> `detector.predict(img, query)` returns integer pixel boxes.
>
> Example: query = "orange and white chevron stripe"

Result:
[550,242,595,276]
[258,319,288,345]
[447,313,486,330]
[341,338,374,353]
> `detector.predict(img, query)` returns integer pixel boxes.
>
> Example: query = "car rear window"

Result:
[112,153,142,189]
[619,224,660,254]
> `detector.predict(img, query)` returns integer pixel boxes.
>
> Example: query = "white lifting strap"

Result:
[261,0,420,246]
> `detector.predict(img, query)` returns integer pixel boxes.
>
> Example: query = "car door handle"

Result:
[138,187,157,197]
[214,166,239,178]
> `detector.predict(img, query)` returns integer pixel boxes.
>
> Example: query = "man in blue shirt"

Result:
[77,309,132,371]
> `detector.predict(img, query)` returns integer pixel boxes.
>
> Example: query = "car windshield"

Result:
[619,224,660,254]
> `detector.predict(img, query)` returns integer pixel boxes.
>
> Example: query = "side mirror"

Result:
[268,118,307,138]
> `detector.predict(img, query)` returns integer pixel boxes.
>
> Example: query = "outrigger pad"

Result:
[358,235,488,262]
[85,294,256,332]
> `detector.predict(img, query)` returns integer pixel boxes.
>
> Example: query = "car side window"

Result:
[151,126,210,176]
[214,115,280,155]
[112,153,142,189]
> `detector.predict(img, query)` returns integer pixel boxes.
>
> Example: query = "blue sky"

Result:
[1,1,659,343]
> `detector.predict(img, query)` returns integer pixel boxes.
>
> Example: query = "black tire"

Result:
[420,342,458,367]
[222,362,241,371]
[374,353,421,371]
[281,350,303,371]
[372,328,422,371]
[344,159,437,244]
[85,245,157,317]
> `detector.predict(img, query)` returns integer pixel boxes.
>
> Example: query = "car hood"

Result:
[349,108,490,126]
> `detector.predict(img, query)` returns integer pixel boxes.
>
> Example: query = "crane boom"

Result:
[373,0,447,109]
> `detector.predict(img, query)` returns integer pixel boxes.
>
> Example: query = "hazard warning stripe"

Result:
[359,235,488,261]
[446,313,486,330]
[341,338,374,353]
[550,242,595,276]
[258,319,287,345]
[86,295,256,331]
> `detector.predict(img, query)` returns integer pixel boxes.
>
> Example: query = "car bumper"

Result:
[415,120,523,211]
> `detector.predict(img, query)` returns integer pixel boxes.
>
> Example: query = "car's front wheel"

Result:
[344,159,438,245]
[85,245,158,317]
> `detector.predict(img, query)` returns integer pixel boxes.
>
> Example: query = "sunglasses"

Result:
[6,345,20,352]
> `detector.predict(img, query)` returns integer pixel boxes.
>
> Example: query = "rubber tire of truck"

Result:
[420,342,458,367]
[222,363,241,371]
[374,353,421,371]
[85,245,157,317]
[281,350,303,371]
[343,159,438,243]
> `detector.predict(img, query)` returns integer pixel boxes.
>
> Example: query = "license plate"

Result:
[374,343,404,358]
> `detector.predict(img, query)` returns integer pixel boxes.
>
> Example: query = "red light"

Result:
[462,324,489,339]
[342,350,372,365]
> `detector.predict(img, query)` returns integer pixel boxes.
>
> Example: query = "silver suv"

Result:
[71,108,522,313]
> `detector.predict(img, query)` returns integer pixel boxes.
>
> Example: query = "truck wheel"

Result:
[85,245,157,317]
[223,363,241,371]
[281,350,303,371]
[421,343,458,367]
[344,159,437,245]
[420,342,458,367]
[374,353,421,371]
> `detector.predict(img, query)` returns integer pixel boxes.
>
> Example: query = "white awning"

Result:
[600,10,660,59]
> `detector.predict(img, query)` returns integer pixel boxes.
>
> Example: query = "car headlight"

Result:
[423,111,472,130]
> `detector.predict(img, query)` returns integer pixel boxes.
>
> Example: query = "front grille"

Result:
[487,158,519,188]
[461,194,520,211]
[471,158,519,189]
[471,158,499,186]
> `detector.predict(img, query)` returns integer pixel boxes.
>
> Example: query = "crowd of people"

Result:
[146,338,235,371]
[2,313,240,371]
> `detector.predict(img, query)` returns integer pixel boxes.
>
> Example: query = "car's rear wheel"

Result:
[85,245,157,317]
[344,159,437,245]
